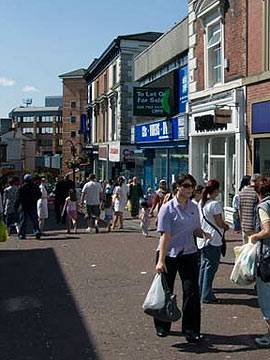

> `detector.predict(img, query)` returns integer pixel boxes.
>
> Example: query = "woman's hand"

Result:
[223,223,230,231]
[203,232,212,241]
[249,234,258,244]
[155,260,167,273]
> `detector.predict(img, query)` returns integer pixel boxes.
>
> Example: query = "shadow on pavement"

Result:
[0,248,100,360]
[172,333,258,354]
[214,288,256,296]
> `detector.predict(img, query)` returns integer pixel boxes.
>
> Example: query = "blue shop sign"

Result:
[135,115,187,143]
[252,101,270,133]
[178,65,188,113]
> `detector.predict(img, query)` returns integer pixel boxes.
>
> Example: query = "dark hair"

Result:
[239,175,251,191]
[89,174,96,181]
[194,184,204,193]
[69,189,77,202]
[171,182,178,195]
[175,174,196,188]
[140,199,148,209]
[254,176,270,197]
[201,179,220,208]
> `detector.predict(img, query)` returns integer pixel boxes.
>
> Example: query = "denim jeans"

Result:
[19,209,40,238]
[199,244,221,302]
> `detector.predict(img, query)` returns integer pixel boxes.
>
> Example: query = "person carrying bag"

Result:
[198,180,229,304]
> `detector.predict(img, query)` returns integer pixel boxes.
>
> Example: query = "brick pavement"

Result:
[0,216,269,360]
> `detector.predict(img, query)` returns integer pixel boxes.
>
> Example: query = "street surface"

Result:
[0,213,269,360]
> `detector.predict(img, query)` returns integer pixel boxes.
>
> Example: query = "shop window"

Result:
[205,19,223,87]
[254,138,270,176]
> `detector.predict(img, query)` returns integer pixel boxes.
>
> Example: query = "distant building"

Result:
[59,69,88,176]
[45,96,63,107]
[9,102,63,172]
[0,118,12,135]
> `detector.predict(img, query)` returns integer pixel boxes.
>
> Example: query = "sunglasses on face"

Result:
[181,183,194,189]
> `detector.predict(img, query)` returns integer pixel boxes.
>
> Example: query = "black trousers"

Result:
[154,252,201,334]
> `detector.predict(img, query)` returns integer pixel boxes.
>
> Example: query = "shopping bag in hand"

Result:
[230,243,257,285]
[0,220,8,242]
[143,273,181,322]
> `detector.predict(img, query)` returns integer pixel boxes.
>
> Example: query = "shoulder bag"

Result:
[202,207,226,257]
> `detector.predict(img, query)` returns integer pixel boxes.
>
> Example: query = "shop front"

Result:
[189,88,245,221]
[134,115,188,191]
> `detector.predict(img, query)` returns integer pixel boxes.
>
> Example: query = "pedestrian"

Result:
[192,185,204,205]
[112,176,128,230]
[3,177,19,234]
[139,199,150,237]
[62,188,78,234]
[37,177,48,234]
[149,179,168,217]
[128,177,143,218]
[198,179,229,304]
[54,175,75,224]
[15,173,42,240]
[232,176,251,233]
[80,174,103,233]
[154,174,210,342]
[239,174,260,244]
[103,186,113,232]
[249,176,270,347]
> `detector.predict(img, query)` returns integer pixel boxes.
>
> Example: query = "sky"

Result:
[0,0,187,118]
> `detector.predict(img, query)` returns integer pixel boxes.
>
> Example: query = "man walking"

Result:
[80,174,103,233]
[239,174,260,244]
[15,174,42,240]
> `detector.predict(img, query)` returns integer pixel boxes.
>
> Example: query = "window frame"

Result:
[204,17,224,88]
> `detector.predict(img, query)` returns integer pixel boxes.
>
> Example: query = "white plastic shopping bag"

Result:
[230,243,257,286]
[142,273,165,311]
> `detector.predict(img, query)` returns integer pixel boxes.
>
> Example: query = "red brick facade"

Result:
[194,0,247,90]
[62,77,87,174]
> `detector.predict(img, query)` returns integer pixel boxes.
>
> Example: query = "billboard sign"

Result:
[133,87,170,116]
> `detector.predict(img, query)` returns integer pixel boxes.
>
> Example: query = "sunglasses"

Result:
[181,183,194,189]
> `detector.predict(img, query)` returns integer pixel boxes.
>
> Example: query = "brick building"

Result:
[245,0,270,175]
[85,32,162,180]
[59,69,88,176]
[188,0,247,221]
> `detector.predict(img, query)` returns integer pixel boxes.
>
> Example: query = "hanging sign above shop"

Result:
[133,87,170,116]
[135,115,188,143]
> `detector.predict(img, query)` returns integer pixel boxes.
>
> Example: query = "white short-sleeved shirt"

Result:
[82,181,102,205]
[198,199,224,247]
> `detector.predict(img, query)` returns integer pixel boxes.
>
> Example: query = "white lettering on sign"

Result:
[162,122,168,135]
[142,126,148,137]
[150,123,160,137]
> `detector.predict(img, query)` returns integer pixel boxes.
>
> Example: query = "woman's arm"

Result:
[213,214,230,231]
[250,221,270,243]
[155,232,170,273]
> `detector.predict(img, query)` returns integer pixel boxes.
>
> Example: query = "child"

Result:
[139,199,150,237]
[62,189,78,234]
[103,187,113,232]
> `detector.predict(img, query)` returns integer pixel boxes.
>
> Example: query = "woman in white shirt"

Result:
[37,177,48,233]
[198,179,229,304]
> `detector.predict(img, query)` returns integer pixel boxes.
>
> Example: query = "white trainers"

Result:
[85,227,91,233]
[255,333,270,347]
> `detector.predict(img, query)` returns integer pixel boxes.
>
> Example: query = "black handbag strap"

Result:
[201,206,223,239]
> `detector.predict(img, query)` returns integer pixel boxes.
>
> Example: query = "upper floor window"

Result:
[206,19,223,87]
[70,116,76,124]
[70,101,76,109]
[71,131,76,138]
[104,73,108,93]
[22,116,34,123]
[22,128,34,134]
[41,116,53,122]
[265,0,270,70]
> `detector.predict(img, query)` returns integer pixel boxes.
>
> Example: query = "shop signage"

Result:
[214,109,232,124]
[178,65,188,113]
[133,87,170,116]
[252,101,270,133]
[109,141,120,162]
[98,145,108,161]
[135,115,188,143]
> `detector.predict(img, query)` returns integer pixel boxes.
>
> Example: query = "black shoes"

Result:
[183,330,204,343]
[156,328,169,337]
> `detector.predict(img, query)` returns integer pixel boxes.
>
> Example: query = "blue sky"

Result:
[0,0,187,117]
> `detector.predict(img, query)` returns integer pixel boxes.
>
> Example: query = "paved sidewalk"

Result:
[0,218,269,360]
